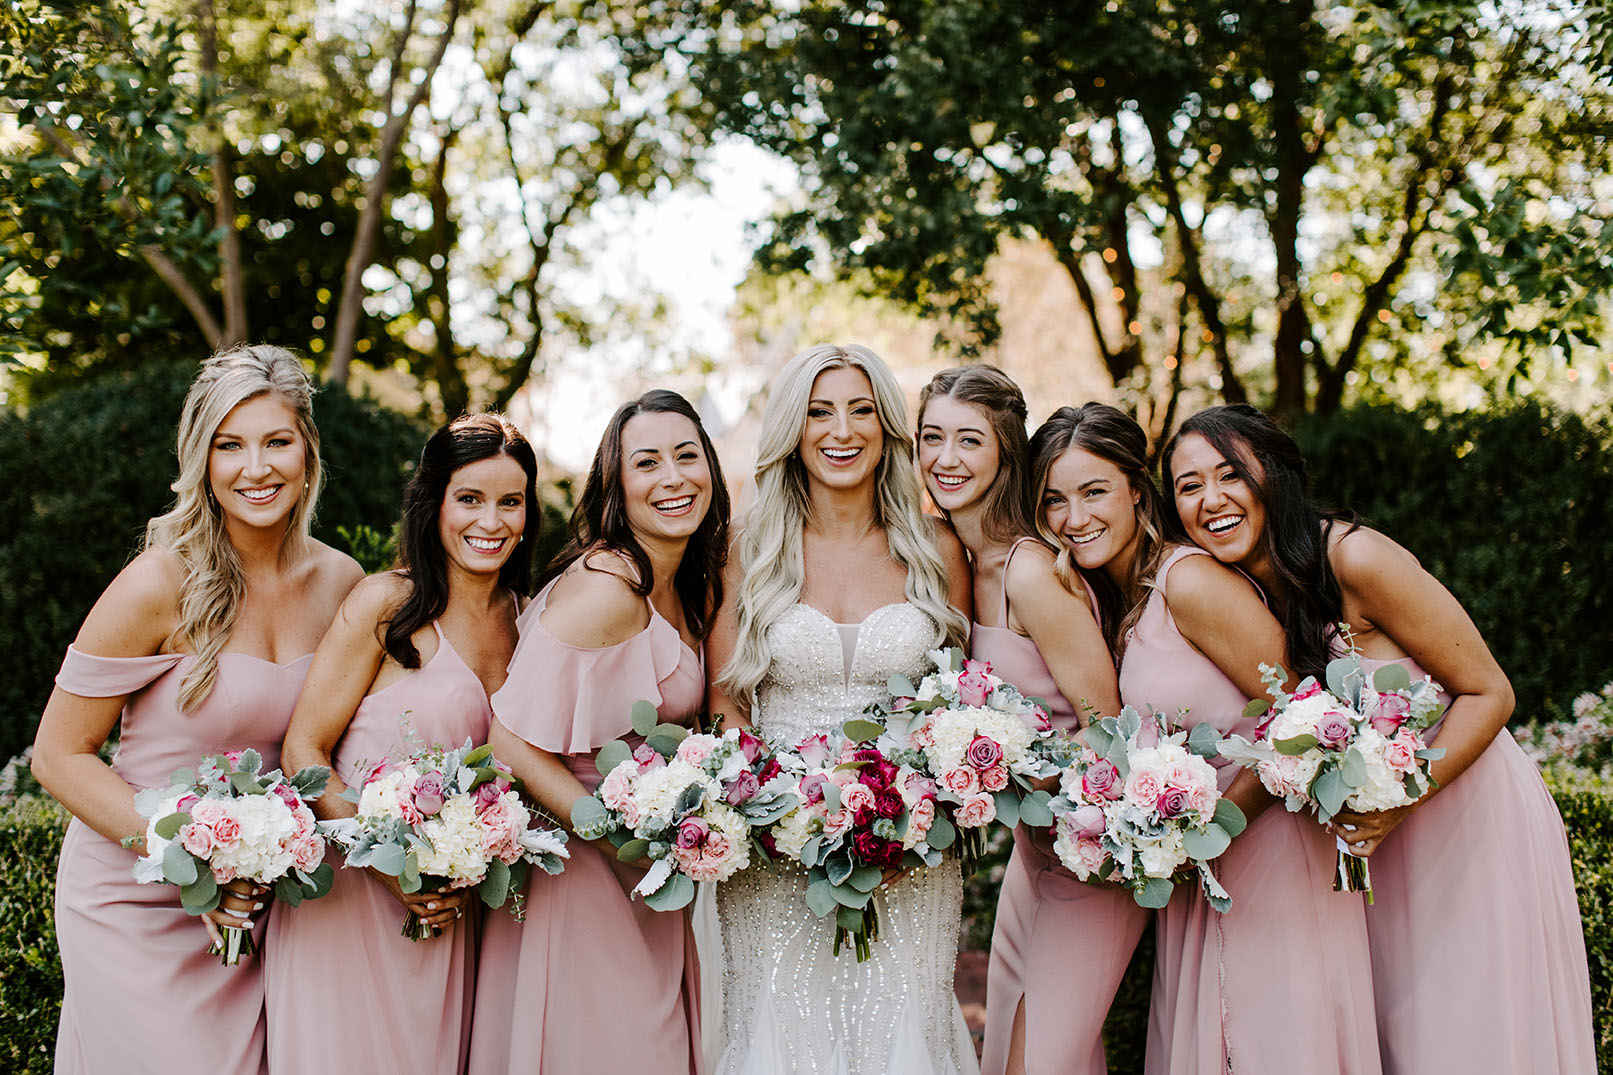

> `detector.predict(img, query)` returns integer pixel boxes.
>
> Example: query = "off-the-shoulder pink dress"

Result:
[51,646,313,1075]
[263,622,492,1075]
[978,539,1149,1075]
[1354,653,1594,1074]
[467,577,705,1075]
[1119,548,1380,1075]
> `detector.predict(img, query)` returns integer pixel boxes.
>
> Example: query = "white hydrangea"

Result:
[1266,691,1347,741]
[415,796,490,883]
[1343,727,1413,813]
[212,794,298,881]
[631,760,709,824]
[770,806,818,860]
[1132,827,1189,878]
[356,769,410,820]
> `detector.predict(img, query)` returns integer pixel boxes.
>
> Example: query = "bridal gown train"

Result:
[711,602,979,1075]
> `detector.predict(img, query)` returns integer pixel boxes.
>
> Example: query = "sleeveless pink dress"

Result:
[263,622,492,1075]
[978,539,1149,1075]
[51,646,313,1075]
[1118,548,1380,1075]
[467,577,706,1075]
[1354,653,1594,1074]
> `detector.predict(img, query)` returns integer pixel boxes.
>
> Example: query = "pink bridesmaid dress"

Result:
[1118,547,1380,1075]
[51,646,313,1075]
[467,577,705,1075]
[1354,653,1594,1074]
[978,539,1149,1075]
[263,622,491,1075]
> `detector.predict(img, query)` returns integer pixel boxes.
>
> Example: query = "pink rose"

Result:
[903,772,938,802]
[412,771,446,817]
[1370,692,1412,737]
[189,800,226,827]
[599,765,637,812]
[212,864,237,884]
[955,792,998,828]
[1133,717,1161,748]
[675,816,709,850]
[290,804,316,839]
[363,762,389,786]
[633,744,666,772]
[175,793,200,814]
[800,773,827,805]
[941,766,980,797]
[1156,787,1189,819]
[674,831,737,882]
[1082,759,1123,801]
[291,833,324,873]
[1068,802,1107,839]
[209,813,242,849]
[179,822,214,858]
[1024,704,1052,732]
[797,734,831,767]
[724,769,761,806]
[475,780,506,810]
[980,765,1009,793]
[270,782,301,811]
[396,796,422,827]
[1186,780,1217,819]
[840,783,877,816]
[823,808,852,839]
[1291,681,1323,701]
[1383,734,1418,775]
[1316,711,1352,749]
[966,735,1004,771]
[1168,762,1208,796]
[1263,754,1310,798]
[957,662,992,708]
[1125,766,1164,806]
[907,797,936,839]
[1062,835,1108,876]
[910,717,936,749]
[223,750,245,766]
[737,729,765,764]
[675,735,717,767]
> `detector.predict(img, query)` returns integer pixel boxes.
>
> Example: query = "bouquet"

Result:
[762,723,954,960]
[570,702,798,912]
[132,749,334,964]
[1049,707,1245,911]
[322,740,570,939]
[869,648,1069,860]
[1218,647,1446,899]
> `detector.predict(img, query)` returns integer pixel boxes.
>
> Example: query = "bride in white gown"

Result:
[704,344,980,1075]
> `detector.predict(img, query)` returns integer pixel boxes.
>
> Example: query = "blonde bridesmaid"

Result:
[32,345,361,1075]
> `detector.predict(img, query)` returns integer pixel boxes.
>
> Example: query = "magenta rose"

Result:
[966,735,1004,771]
[737,728,765,764]
[412,771,446,817]
[675,816,709,850]
[758,757,782,783]
[270,782,301,811]
[633,743,666,771]
[957,662,992,707]
[724,769,760,806]
[757,830,779,857]
[1370,692,1412,737]
[1082,758,1123,801]
[1155,787,1189,819]
[1291,681,1323,701]
[874,788,904,819]
[853,749,897,788]
[800,773,827,804]
[798,734,832,767]
[853,831,903,868]
[475,780,505,810]
[1316,711,1352,749]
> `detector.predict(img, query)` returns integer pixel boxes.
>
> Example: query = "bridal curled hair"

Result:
[145,344,323,711]
[1161,404,1358,682]
[719,344,970,710]
[539,390,730,641]
[384,413,539,669]
[1028,403,1170,660]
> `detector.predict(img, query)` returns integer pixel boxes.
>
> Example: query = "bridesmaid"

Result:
[1162,404,1595,1074]
[264,413,537,1074]
[31,345,361,1075]
[467,389,729,1075]
[1030,404,1381,1075]
[915,367,1135,1075]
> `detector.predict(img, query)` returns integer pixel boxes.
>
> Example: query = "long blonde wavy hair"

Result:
[145,344,322,710]
[718,344,969,710]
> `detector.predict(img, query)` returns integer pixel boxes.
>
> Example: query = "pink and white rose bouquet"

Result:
[323,739,569,939]
[1218,647,1446,899]
[1049,708,1244,911]
[131,749,334,964]
[571,702,797,911]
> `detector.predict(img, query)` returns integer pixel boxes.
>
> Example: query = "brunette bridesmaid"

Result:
[264,414,537,1074]
[1030,404,1381,1075]
[915,368,1135,1075]
[467,390,729,1075]
[1163,404,1594,1074]
[31,345,362,1075]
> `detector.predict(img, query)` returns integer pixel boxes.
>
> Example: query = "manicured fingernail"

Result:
[252,902,264,911]
[426,902,437,910]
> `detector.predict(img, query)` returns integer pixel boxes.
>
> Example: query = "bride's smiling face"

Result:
[798,365,884,493]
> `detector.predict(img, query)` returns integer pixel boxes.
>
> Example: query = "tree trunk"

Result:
[1266,3,1319,416]
[427,130,468,418]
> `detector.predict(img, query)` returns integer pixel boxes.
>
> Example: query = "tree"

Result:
[654,0,1613,415]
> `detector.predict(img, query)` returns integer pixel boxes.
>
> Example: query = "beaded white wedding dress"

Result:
[708,602,979,1075]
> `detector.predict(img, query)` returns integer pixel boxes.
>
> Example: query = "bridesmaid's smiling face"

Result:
[1168,432,1268,569]
[1040,446,1142,579]
[437,453,528,578]
[619,411,713,545]
[917,395,1000,514]
[798,365,884,494]
[208,393,306,534]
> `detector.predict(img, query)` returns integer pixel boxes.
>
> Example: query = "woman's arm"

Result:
[1005,543,1120,723]
[1327,527,1515,855]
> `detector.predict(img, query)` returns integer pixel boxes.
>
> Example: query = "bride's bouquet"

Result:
[132,749,334,964]
[323,739,570,939]
[761,724,953,960]
[1049,707,1245,911]
[1217,646,1445,900]
[866,648,1068,860]
[571,703,798,911]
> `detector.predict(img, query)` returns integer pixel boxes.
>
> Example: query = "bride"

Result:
[705,343,978,1075]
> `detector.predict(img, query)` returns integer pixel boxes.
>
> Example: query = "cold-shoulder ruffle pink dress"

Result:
[467,577,705,1075]
[263,622,492,1075]
[1354,653,1594,1074]
[978,539,1149,1075]
[1119,548,1381,1075]
[51,646,314,1075]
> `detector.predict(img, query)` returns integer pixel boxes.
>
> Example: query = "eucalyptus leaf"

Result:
[594,739,633,780]
[1186,722,1223,759]
[1135,876,1175,909]
[831,882,868,909]
[926,812,956,850]
[571,795,612,840]
[617,838,650,863]
[161,841,198,886]
[1273,734,1319,756]
[1341,747,1369,788]
[1242,698,1271,720]
[841,719,885,743]
[274,874,305,907]
[806,878,838,917]
[1325,659,1356,697]
[367,842,407,877]
[1313,768,1348,818]
[306,862,335,898]
[180,872,219,915]
[170,767,197,788]
[992,791,1020,829]
[826,852,854,886]
[480,858,512,908]
[848,864,882,893]
[644,872,696,912]
[800,836,824,865]
[1183,824,1232,861]
[399,856,422,893]
[462,744,494,768]
[947,648,964,672]
[154,811,189,841]
[837,903,868,932]
[1212,798,1248,837]
[1372,663,1412,693]
[645,729,687,756]
[229,771,267,795]
[887,673,917,698]
[1017,790,1054,828]
[630,700,660,737]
